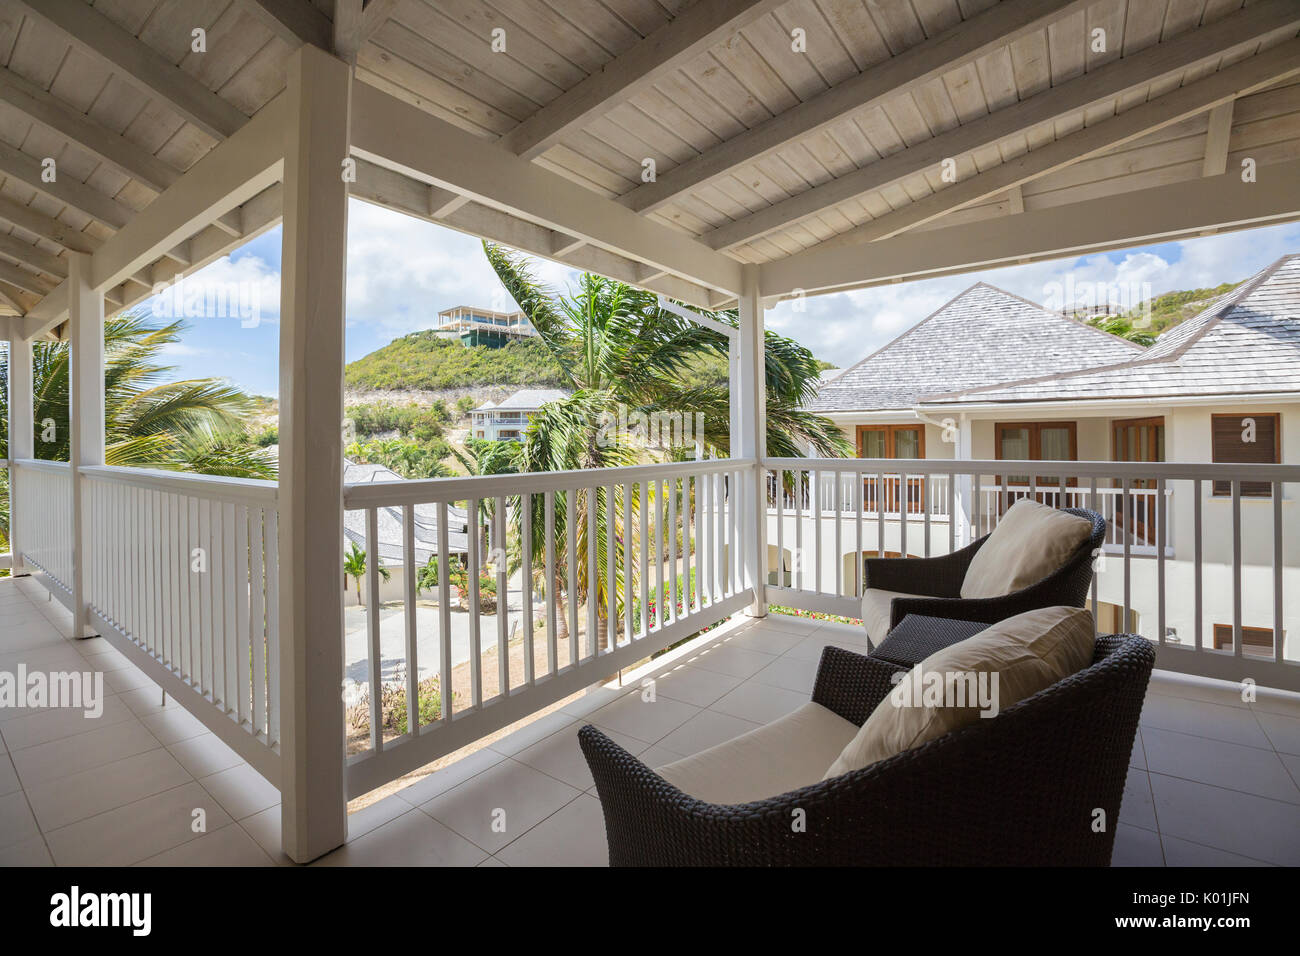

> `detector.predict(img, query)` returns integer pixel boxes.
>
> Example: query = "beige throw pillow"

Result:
[960,499,1092,599]
[824,606,1095,778]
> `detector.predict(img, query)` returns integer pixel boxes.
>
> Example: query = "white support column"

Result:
[67,252,104,637]
[734,264,767,616]
[6,330,33,572]
[956,413,974,545]
[277,44,351,864]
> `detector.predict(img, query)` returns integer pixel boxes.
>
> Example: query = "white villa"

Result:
[434,305,535,349]
[471,388,568,442]
[794,256,1300,658]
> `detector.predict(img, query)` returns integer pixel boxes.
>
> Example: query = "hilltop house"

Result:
[793,255,1300,655]
[434,305,536,348]
[471,389,569,442]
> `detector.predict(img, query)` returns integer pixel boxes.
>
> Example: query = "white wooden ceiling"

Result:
[0,0,1298,322]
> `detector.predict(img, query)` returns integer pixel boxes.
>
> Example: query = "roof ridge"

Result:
[918,254,1300,404]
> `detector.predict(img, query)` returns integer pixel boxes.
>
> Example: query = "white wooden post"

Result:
[955,414,975,545]
[277,44,351,863]
[7,331,33,572]
[68,252,104,637]
[734,264,767,616]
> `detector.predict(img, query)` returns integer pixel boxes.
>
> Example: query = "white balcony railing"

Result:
[765,457,1300,689]
[340,456,753,798]
[10,459,74,594]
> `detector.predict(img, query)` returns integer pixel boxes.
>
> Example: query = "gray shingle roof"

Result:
[343,458,470,563]
[808,282,1142,412]
[922,255,1300,404]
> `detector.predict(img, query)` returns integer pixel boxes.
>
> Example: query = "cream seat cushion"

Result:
[656,701,859,805]
[825,606,1095,778]
[860,588,922,647]
[960,499,1092,599]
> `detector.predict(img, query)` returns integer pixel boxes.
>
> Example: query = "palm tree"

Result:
[482,242,851,648]
[0,314,275,554]
[343,542,389,606]
[0,314,274,475]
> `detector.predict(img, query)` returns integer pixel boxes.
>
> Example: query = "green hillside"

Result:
[345,332,566,390]
[1120,281,1241,336]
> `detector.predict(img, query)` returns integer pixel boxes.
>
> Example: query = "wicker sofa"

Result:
[579,633,1154,866]
[861,506,1106,647]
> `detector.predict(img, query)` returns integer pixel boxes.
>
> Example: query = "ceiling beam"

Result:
[0,259,57,297]
[0,65,181,193]
[1202,100,1235,178]
[0,196,100,254]
[703,0,1300,250]
[239,0,333,50]
[759,158,1300,298]
[11,0,249,141]
[824,39,1300,249]
[622,0,1090,216]
[361,0,399,42]
[0,232,67,276]
[351,79,743,295]
[0,140,136,228]
[500,0,786,161]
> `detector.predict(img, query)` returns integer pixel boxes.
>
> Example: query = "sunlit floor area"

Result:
[1,575,1298,867]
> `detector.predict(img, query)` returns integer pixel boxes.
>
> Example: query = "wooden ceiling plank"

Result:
[11,0,250,140]
[500,0,789,161]
[622,0,1090,215]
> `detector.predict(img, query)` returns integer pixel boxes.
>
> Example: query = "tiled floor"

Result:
[2,575,1298,866]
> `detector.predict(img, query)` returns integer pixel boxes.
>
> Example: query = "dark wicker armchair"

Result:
[579,634,1154,866]
[866,507,1106,636]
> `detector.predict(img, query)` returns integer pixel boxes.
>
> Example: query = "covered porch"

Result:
[1,0,1300,865]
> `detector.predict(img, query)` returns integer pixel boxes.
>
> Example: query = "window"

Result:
[1212,624,1277,658]
[856,425,925,514]
[856,424,924,459]
[1113,417,1165,544]
[1212,413,1279,496]
[995,421,1077,484]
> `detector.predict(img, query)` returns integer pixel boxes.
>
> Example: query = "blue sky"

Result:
[141,200,1300,397]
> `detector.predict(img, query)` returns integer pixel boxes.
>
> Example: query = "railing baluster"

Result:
[833,469,842,597]
[606,483,617,647]
[586,486,597,655]
[496,495,509,692]
[1121,477,1132,633]
[544,491,557,675]
[522,492,534,683]
[1156,478,1166,646]
[624,481,635,641]
[1232,479,1242,658]
[812,468,822,593]
[251,504,267,738]
[899,470,908,558]
[640,481,650,634]
[364,507,383,752]
[568,487,579,657]
[794,469,803,591]
[876,470,885,558]
[1273,481,1284,665]
[1193,478,1202,651]
[437,501,452,722]
[855,470,863,596]
[667,477,677,627]
[402,503,419,736]
[467,496,482,707]
[236,503,251,728]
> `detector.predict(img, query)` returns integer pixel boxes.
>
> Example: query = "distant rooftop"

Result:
[475,389,569,413]
[809,282,1142,413]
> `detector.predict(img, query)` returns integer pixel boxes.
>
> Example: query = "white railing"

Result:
[10,459,74,593]
[765,457,1300,690]
[79,465,281,782]
[975,485,1174,553]
[341,456,754,798]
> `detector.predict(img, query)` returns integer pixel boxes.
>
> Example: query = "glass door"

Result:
[1112,417,1164,545]
[995,421,1078,511]
[857,424,926,514]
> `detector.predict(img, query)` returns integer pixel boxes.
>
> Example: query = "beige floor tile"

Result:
[139,706,208,745]
[1150,772,1300,866]
[315,808,486,866]
[511,721,646,790]
[655,708,761,758]
[10,717,161,788]
[647,663,742,707]
[26,746,191,830]
[0,693,134,753]
[166,733,244,779]
[44,781,233,866]
[0,790,41,849]
[498,793,608,867]
[198,763,280,820]
[709,681,806,724]
[586,691,699,743]
[136,822,274,866]
[421,759,581,854]
[0,835,53,866]
[1142,727,1300,803]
